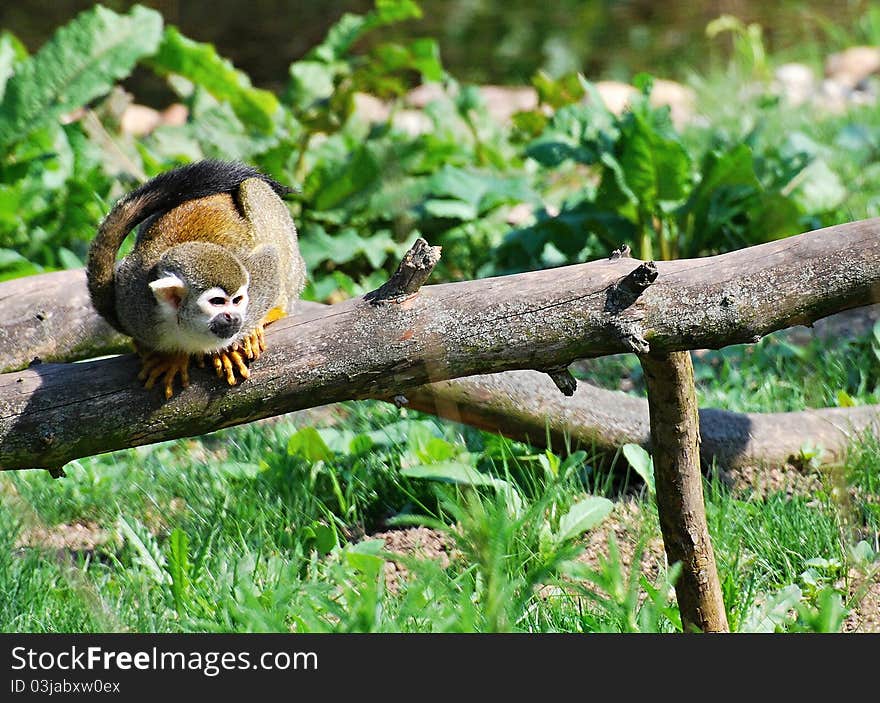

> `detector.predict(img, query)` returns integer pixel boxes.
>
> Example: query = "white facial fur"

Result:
[149,274,249,353]
[195,286,249,319]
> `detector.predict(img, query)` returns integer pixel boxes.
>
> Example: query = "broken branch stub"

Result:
[365,238,442,304]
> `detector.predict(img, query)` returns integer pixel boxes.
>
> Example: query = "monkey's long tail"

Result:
[86,160,291,332]
[86,191,160,333]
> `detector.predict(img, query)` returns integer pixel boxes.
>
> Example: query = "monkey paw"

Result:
[138,351,191,399]
[238,327,267,362]
[205,310,285,386]
[208,347,251,386]
[238,308,284,362]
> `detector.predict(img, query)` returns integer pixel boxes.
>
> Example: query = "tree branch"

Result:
[641,351,729,632]
[1,218,879,471]
[404,371,879,468]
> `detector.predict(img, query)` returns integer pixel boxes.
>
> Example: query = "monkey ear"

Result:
[149,274,187,310]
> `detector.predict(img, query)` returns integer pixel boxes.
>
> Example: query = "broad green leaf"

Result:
[789,159,846,213]
[373,0,423,24]
[428,165,536,214]
[797,588,847,633]
[0,5,163,149]
[306,146,381,211]
[305,0,420,65]
[685,144,759,228]
[57,248,82,269]
[402,463,523,515]
[345,539,386,575]
[309,13,369,62]
[414,437,459,464]
[423,198,479,220]
[836,389,855,407]
[407,38,444,82]
[748,192,802,241]
[740,584,801,632]
[401,462,508,488]
[622,443,655,494]
[556,496,614,543]
[298,226,399,270]
[307,522,338,555]
[0,247,41,279]
[187,102,279,160]
[288,427,335,463]
[149,27,279,134]
[284,59,340,114]
[313,427,356,454]
[616,110,690,208]
[214,461,262,479]
[849,540,876,565]
[532,70,586,108]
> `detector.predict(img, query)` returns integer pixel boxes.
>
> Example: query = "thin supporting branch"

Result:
[546,366,577,396]
[640,351,729,633]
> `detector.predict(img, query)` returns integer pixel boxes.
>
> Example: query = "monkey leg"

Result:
[137,351,191,400]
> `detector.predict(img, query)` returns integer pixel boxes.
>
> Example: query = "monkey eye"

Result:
[232,295,244,305]
[208,296,226,306]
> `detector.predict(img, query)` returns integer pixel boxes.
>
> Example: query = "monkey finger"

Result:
[212,353,224,378]
[229,350,250,379]
[138,356,159,381]
[163,373,176,400]
[221,353,236,386]
[143,364,167,390]
[241,335,254,359]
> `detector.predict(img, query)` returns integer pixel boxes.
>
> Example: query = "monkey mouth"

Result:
[209,317,242,339]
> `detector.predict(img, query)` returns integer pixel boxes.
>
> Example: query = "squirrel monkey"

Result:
[87,160,306,398]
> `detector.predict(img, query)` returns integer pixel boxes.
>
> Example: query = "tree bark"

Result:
[0,217,879,471]
[2,272,877,472]
[641,352,729,632]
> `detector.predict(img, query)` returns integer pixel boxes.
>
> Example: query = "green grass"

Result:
[2,328,879,633]
[579,325,880,413]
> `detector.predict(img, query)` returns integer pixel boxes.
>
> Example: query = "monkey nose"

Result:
[209,311,242,339]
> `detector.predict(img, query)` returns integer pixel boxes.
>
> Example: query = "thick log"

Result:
[405,372,880,468]
[0,218,879,471]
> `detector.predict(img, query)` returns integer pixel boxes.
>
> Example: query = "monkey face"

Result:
[198,286,248,341]
[149,273,250,352]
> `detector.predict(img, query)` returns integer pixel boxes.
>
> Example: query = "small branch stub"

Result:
[609,244,632,260]
[392,394,409,408]
[546,367,577,396]
[365,238,442,304]
[605,261,659,312]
